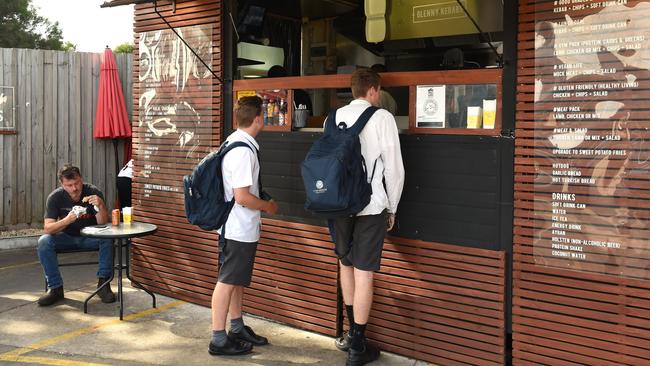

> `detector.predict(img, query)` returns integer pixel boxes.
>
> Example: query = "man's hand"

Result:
[83,194,109,224]
[83,195,105,210]
[265,200,279,215]
[65,210,78,223]
[387,213,395,231]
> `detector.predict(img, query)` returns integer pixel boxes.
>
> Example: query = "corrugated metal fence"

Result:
[0,48,133,228]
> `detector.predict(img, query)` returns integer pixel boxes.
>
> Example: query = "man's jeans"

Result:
[37,233,113,289]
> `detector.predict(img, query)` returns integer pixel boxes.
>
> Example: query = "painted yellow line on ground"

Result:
[0,300,184,361]
[0,354,109,366]
[0,261,40,271]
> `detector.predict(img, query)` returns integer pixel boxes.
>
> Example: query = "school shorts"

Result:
[218,238,258,287]
[333,210,387,272]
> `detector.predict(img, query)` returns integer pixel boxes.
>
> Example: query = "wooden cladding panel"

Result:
[130,0,223,307]
[242,218,339,336]
[514,1,650,365]
[335,236,506,366]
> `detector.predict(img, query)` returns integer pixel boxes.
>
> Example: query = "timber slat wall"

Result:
[130,0,223,304]
[0,48,132,227]
[369,237,505,366]
[514,1,650,365]
[244,218,339,336]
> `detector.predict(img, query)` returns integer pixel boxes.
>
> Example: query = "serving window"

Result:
[232,69,502,136]
[235,89,292,132]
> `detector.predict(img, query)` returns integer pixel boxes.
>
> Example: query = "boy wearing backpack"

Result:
[331,68,404,365]
[209,96,279,356]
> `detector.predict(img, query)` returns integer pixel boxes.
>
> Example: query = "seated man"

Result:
[37,164,116,306]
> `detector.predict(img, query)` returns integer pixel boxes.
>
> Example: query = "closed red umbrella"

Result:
[94,47,132,210]
[94,47,132,176]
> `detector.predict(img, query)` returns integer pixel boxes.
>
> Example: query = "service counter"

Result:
[233,69,503,135]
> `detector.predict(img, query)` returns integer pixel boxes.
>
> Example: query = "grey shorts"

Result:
[333,210,387,271]
[218,238,258,287]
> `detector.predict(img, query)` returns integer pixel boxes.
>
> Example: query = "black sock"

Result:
[345,305,354,333]
[350,322,367,351]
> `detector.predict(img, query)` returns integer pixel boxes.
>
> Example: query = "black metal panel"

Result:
[258,131,514,251]
[393,134,507,251]
[258,131,321,225]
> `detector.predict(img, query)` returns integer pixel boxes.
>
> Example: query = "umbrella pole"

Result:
[114,139,120,209]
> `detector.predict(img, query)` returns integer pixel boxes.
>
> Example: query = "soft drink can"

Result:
[112,209,120,226]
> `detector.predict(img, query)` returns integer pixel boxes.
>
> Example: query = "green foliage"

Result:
[61,41,76,52]
[113,43,135,54]
[0,0,66,50]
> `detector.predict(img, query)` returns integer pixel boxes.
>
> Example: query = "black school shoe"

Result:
[38,286,64,306]
[335,331,351,351]
[228,325,269,346]
[346,343,380,366]
[208,337,253,356]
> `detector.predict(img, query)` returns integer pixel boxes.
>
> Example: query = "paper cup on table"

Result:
[122,207,132,224]
[467,106,482,128]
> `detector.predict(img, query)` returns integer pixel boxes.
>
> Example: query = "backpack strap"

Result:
[348,106,379,135]
[220,140,264,197]
[219,140,252,155]
[217,140,258,240]
[323,109,338,135]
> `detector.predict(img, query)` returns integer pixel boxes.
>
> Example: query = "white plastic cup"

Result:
[122,207,132,224]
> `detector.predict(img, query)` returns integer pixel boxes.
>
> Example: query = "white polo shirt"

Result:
[220,129,261,242]
[332,99,405,216]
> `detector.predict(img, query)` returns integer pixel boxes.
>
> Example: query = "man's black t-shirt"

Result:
[45,184,104,236]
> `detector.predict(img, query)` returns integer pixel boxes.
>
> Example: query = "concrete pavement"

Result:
[0,247,426,366]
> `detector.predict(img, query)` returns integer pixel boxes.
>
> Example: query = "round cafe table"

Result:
[81,222,157,320]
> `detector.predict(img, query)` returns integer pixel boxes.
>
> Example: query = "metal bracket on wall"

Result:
[153,0,222,83]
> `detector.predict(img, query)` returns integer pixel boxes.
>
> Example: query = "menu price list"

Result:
[533,0,650,275]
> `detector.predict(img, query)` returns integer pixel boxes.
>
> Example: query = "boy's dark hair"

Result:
[235,96,263,128]
[370,63,387,73]
[351,68,381,99]
[59,164,81,181]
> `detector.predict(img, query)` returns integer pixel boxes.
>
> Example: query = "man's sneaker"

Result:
[97,278,116,303]
[346,343,380,366]
[228,325,269,346]
[38,286,64,306]
[335,331,351,351]
[208,337,253,356]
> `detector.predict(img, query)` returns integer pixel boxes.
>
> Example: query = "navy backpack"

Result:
[301,106,379,217]
[183,141,252,231]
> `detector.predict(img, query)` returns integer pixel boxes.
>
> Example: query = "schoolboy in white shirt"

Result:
[209,96,279,356]
[332,68,405,366]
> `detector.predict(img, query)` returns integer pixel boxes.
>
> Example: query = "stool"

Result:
[44,248,100,290]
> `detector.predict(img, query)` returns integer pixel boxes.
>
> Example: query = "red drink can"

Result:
[112,209,120,226]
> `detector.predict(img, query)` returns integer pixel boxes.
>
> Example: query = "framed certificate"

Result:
[416,85,445,128]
